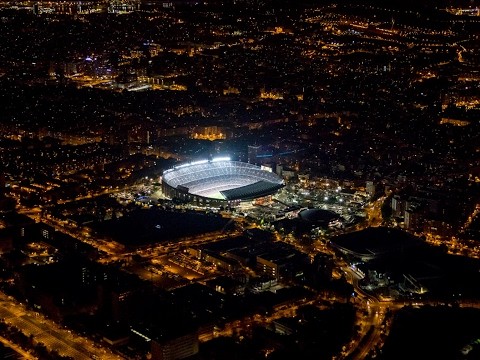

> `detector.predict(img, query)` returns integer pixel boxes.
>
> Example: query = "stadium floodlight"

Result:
[211,157,231,162]
[190,160,209,166]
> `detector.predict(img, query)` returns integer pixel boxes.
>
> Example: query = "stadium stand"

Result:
[162,159,284,203]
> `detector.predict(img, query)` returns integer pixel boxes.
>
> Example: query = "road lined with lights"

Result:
[0,292,124,360]
[0,335,36,359]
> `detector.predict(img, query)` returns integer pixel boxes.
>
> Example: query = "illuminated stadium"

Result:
[161,158,284,206]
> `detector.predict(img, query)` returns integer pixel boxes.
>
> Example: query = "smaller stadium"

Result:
[161,157,284,207]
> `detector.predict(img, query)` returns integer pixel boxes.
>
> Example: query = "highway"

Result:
[0,292,124,360]
[0,335,36,359]
[337,264,385,360]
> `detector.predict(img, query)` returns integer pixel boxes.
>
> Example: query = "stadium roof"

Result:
[221,180,284,200]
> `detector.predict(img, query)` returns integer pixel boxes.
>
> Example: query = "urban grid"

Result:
[0,0,479,359]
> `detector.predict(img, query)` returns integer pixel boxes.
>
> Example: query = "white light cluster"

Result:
[170,157,231,171]
[211,157,231,162]
[190,160,209,166]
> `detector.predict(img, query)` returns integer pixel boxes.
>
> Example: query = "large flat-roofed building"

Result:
[256,242,309,281]
[330,227,423,262]
[151,332,199,360]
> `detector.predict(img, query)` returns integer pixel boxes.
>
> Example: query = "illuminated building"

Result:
[161,158,284,207]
